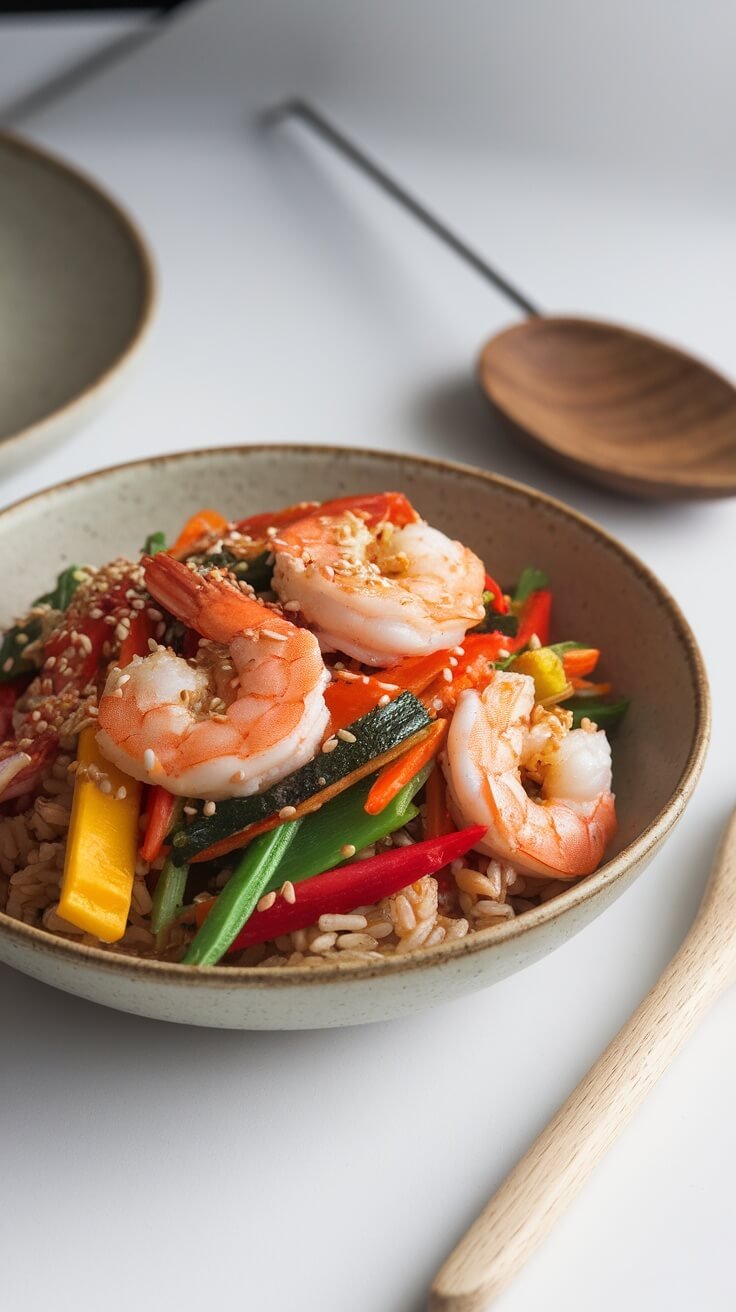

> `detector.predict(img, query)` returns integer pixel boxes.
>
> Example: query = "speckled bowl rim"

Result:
[0,444,711,990]
[0,130,156,459]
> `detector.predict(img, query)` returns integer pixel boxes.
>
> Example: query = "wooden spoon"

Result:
[430,807,736,1311]
[270,100,736,500]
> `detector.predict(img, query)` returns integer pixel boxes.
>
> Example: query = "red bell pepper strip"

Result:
[236,491,418,541]
[119,612,157,668]
[515,589,552,649]
[224,823,486,952]
[483,572,509,614]
[140,786,178,863]
[0,681,23,740]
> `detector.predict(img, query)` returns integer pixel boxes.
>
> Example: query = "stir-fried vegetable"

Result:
[58,728,142,943]
[191,547,274,591]
[140,787,179,863]
[222,824,487,954]
[511,647,570,703]
[565,697,630,730]
[364,718,447,815]
[424,764,453,840]
[170,509,230,559]
[0,565,85,683]
[174,691,430,864]
[514,566,550,604]
[183,820,301,965]
[150,853,189,939]
[266,765,429,892]
[143,530,167,556]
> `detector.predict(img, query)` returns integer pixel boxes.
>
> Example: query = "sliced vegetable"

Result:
[225,824,487,953]
[474,600,519,638]
[175,692,431,864]
[424,764,453,840]
[140,787,179,863]
[0,681,22,739]
[57,727,142,943]
[561,647,600,679]
[514,566,550,604]
[510,648,569,703]
[0,565,85,683]
[119,611,157,667]
[143,530,167,556]
[170,509,230,559]
[150,854,189,938]
[235,491,417,542]
[515,589,552,649]
[183,820,301,966]
[263,765,429,894]
[569,677,612,697]
[565,697,630,730]
[483,572,509,614]
[364,718,447,815]
[191,548,274,592]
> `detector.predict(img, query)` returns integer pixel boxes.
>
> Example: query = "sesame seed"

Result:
[498,648,510,660]
[378,694,391,707]
[279,805,297,819]
[146,608,164,622]
[43,656,57,670]
[2,658,13,673]
[528,633,542,650]
[118,673,130,685]
[452,646,465,656]
[203,800,216,817]
[31,710,41,722]
[321,737,338,753]
[257,891,277,913]
[261,627,288,642]
[442,668,453,683]
[89,608,104,620]
[143,748,155,772]
[377,681,399,692]
[155,623,166,639]
[340,843,356,858]
[336,729,356,743]
[448,656,458,667]
[283,600,301,613]
[99,779,113,795]
[317,776,327,787]
[280,880,296,904]
[115,786,127,801]
[15,633,29,647]
[147,638,158,653]
[432,697,444,711]
[112,688,124,699]
[183,805,197,816]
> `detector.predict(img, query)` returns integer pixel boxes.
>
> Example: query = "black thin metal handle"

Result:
[265,98,540,319]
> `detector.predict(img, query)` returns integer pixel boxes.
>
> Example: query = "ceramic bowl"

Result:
[0,446,709,1028]
[0,132,154,468]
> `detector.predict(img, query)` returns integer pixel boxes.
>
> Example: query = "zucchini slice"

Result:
[172,690,430,863]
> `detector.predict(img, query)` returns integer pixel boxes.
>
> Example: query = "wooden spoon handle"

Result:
[431,812,736,1312]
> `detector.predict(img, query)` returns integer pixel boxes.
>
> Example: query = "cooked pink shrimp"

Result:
[443,670,616,878]
[96,555,329,800]
[271,508,485,666]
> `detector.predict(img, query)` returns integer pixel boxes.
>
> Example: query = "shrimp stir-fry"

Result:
[0,487,627,965]
[97,555,329,799]
[444,670,616,878]
[272,509,485,666]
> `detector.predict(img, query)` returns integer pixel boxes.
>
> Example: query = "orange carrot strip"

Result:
[562,648,600,679]
[324,678,389,734]
[570,676,613,696]
[169,509,230,559]
[190,727,432,864]
[140,787,178,863]
[364,719,448,817]
[424,763,454,840]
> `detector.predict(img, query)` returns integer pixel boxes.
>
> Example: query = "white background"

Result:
[1,3,735,1309]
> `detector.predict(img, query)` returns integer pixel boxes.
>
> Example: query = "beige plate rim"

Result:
[0,443,712,988]
[477,314,736,493]
[0,129,156,459]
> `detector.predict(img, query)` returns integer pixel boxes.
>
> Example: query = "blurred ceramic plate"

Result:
[0,131,154,466]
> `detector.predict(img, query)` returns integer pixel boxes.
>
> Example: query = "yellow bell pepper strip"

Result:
[57,727,142,943]
[511,647,570,703]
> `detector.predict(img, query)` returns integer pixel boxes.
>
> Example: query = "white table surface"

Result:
[1,5,735,1310]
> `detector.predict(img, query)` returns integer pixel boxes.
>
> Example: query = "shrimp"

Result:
[271,504,485,666]
[96,554,330,800]
[443,670,616,878]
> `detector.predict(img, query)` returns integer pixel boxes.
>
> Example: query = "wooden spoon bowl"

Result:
[479,317,736,499]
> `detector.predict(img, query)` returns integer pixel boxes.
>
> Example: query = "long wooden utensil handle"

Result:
[431,810,736,1311]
